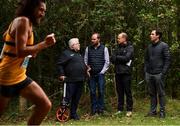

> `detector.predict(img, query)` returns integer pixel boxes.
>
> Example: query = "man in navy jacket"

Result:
[144,29,171,118]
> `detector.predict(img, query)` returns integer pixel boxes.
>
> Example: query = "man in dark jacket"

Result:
[111,32,134,117]
[57,38,87,120]
[144,29,170,118]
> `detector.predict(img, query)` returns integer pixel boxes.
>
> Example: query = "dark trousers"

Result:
[88,74,105,112]
[115,74,133,111]
[145,73,165,112]
[65,82,83,117]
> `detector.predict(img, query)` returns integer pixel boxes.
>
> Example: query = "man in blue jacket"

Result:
[144,29,171,118]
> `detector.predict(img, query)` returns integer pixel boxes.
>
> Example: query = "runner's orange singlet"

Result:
[0,24,34,85]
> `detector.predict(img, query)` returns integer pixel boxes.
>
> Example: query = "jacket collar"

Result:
[152,41,161,46]
[118,41,131,47]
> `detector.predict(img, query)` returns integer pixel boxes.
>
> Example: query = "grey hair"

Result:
[119,32,128,40]
[68,38,79,48]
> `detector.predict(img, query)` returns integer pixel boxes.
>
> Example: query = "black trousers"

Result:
[65,82,83,117]
[115,74,133,111]
[145,73,165,112]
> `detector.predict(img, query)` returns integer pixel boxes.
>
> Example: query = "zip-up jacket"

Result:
[111,41,134,74]
[57,49,87,82]
[144,41,171,75]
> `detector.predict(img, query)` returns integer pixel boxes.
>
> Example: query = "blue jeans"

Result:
[88,74,105,112]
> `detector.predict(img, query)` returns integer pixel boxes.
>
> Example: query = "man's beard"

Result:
[31,17,44,26]
[93,42,99,47]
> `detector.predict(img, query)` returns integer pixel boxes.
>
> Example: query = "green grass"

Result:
[0,98,180,125]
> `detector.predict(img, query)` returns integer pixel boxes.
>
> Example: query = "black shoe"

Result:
[90,112,96,116]
[70,114,80,120]
[159,111,165,118]
[98,109,104,115]
[145,111,157,117]
[90,110,96,116]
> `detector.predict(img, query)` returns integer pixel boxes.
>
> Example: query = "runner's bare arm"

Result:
[14,17,56,57]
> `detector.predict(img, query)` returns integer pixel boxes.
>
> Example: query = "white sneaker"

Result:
[114,111,122,115]
[126,111,132,117]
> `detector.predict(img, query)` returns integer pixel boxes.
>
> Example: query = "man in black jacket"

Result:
[144,29,170,118]
[111,32,134,117]
[57,38,87,120]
